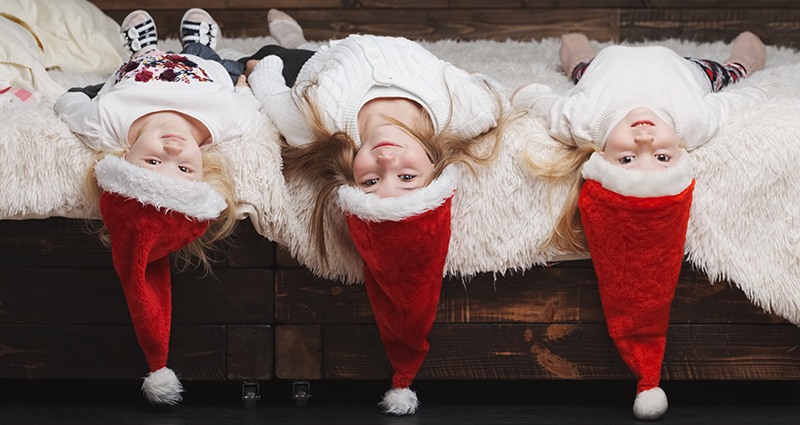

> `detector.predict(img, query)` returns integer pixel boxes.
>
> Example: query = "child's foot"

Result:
[120,10,158,58]
[181,8,220,50]
[559,33,595,75]
[727,31,766,74]
[268,9,307,49]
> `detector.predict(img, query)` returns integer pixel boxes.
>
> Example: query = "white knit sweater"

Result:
[249,34,505,147]
[513,45,767,150]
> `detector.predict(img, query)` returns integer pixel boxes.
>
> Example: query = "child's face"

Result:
[353,124,435,198]
[602,107,681,171]
[124,119,205,182]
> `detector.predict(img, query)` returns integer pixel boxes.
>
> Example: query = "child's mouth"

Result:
[631,121,655,128]
[373,141,401,149]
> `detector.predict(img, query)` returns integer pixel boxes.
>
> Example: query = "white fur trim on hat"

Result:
[581,150,693,198]
[337,165,456,222]
[141,367,184,405]
[378,387,419,416]
[95,155,226,221]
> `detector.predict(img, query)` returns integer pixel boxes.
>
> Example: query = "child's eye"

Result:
[146,159,160,165]
[399,174,414,181]
[362,178,379,186]
[619,156,633,164]
[178,166,191,173]
[656,154,671,162]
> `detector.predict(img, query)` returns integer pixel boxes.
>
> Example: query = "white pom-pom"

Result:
[141,367,184,405]
[378,387,419,415]
[633,387,668,421]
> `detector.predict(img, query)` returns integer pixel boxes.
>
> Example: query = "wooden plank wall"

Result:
[1,218,799,382]
[90,1,800,47]
[0,219,274,381]
[274,255,800,382]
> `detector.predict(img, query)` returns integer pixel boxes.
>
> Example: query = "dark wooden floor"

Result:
[1,379,799,424]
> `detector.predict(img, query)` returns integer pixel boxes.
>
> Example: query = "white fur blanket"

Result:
[2,36,800,325]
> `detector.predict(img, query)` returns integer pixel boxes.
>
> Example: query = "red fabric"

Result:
[346,196,453,389]
[579,179,694,393]
[100,192,209,372]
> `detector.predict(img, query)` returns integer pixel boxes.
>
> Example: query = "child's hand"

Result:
[245,59,260,78]
[236,74,250,88]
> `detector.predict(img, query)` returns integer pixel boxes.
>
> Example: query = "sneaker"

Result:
[180,8,220,50]
[120,10,158,58]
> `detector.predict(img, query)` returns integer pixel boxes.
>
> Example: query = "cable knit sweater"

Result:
[55,50,262,151]
[249,34,504,147]
[513,45,767,150]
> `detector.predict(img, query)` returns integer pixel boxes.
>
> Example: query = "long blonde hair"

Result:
[282,82,511,265]
[525,143,599,253]
[85,144,238,274]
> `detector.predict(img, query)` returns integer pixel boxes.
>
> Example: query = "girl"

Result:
[248,10,510,415]
[513,33,768,420]
[54,8,259,405]
[513,31,768,252]
[55,8,263,265]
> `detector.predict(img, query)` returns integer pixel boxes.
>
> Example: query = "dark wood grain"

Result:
[277,263,781,325]
[320,324,800,381]
[0,218,110,267]
[275,325,323,379]
[227,325,274,380]
[578,264,788,325]
[620,9,800,47]
[0,268,274,325]
[0,325,226,380]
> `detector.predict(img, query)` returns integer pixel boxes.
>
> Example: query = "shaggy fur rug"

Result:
[2,36,800,325]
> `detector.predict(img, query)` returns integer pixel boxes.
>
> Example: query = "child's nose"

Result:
[634,133,655,143]
[163,142,183,154]
[376,151,397,164]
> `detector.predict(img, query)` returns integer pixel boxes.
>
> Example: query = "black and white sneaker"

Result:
[120,10,158,58]
[180,8,220,50]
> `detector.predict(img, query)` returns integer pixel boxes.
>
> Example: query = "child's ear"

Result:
[599,151,605,158]
[121,149,130,160]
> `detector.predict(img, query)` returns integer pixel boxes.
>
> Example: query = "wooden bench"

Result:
[1,218,798,407]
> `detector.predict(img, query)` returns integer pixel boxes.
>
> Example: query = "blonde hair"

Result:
[525,143,600,253]
[85,144,238,274]
[282,82,511,265]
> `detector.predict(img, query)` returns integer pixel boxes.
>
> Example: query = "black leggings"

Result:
[238,45,315,87]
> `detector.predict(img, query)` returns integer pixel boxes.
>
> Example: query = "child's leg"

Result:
[560,33,595,83]
[181,43,245,86]
[120,10,158,58]
[268,9,308,49]
[238,46,315,87]
[685,32,765,93]
[727,31,766,74]
[181,8,220,50]
[684,58,746,93]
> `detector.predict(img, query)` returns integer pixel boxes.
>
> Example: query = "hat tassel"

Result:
[378,387,419,415]
[142,367,184,405]
[633,387,668,421]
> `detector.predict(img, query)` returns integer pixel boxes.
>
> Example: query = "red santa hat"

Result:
[578,151,694,421]
[337,166,456,416]
[94,155,227,405]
